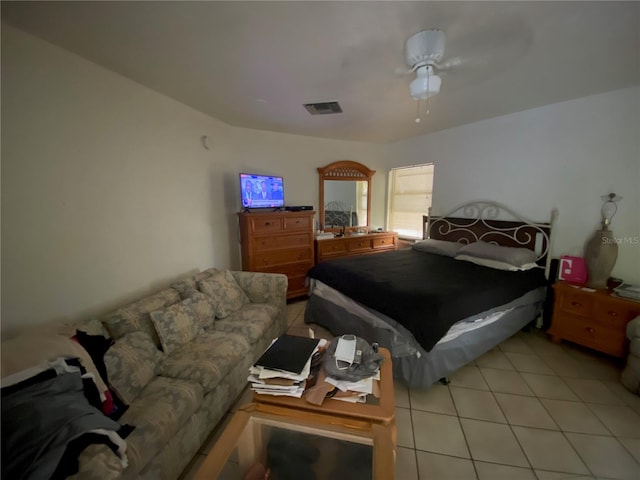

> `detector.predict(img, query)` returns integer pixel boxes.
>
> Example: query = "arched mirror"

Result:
[318,160,375,233]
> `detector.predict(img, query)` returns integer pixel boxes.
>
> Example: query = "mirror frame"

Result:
[318,160,376,232]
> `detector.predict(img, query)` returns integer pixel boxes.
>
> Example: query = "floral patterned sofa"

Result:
[2,268,288,480]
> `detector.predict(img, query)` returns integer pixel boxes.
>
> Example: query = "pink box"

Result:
[558,256,587,285]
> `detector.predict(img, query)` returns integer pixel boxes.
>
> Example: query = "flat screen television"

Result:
[240,173,285,209]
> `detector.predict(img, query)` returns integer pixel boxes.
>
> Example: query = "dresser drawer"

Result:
[253,233,313,252]
[373,236,395,249]
[553,313,626,357]
[250,217,284,233]
[348,237,372,251]
[257,261,312,278]
[286,275,309,295]
[317,239,348,256]
[254,248,313,267]
[283,215,312,232]
[558,291,593,316]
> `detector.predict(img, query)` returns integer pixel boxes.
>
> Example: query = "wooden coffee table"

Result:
[195,402,395,479]
[253,347,395,425]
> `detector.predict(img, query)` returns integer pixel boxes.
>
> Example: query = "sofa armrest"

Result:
[627,316,640,340]
[231,271,287,306]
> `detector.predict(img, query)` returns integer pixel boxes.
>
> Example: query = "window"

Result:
[387,164,434,239]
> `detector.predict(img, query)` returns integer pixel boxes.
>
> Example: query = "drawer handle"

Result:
[586,327,595,334]
[265,222,271,226]
[571,301,582,307]
[608,311,618,317]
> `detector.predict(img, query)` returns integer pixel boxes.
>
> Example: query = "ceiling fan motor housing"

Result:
[406,29,445,69]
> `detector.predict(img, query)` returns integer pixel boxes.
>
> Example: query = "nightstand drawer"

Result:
[558,291,593,316]
[553,313,626,357]
[593,302,638,328]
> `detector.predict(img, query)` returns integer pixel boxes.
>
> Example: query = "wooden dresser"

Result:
[315,232,398,264]
[548,281,640,358]
[238,211,315,299]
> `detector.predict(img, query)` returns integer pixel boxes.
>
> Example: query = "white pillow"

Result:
[412,239,464,257]
[455,241,538,269]
[454,254,539,271]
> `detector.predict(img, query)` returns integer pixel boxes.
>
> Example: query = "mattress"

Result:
[305,281,547,388]
[307,249,547,352]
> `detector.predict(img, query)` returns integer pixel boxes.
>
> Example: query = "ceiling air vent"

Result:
[304,101,343,115]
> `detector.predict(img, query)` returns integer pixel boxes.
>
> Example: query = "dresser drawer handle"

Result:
[586,327,595,334]
[264,222,271,226]
[571,301,582,307]
[608,311,618,317]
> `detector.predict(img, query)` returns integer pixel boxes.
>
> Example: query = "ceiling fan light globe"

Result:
[410,72,441,100]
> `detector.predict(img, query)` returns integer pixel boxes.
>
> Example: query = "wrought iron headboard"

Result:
[423,200,559,278]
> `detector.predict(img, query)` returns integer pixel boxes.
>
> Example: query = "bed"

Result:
[304,200,558,389]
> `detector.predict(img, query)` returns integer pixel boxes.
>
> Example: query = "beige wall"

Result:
[3,24,638,337]
[388,87,640,284]
[0,25,390,336]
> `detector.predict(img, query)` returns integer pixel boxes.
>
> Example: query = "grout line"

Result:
[476,364,535,474]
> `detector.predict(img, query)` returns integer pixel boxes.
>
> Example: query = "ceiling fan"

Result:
[403,29,447,101]
[398,29,458,122]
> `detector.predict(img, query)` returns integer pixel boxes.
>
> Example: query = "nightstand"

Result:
[548,281,640,358]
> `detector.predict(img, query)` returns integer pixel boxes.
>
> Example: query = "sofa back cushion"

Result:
[198,270,250,319]
[170,268,219,299]
[102,288,181,347]
[150,301,203,355]
[181,290,217,329]
[104,331,162,405]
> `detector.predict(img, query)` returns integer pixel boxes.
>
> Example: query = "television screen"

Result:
[240,173,284,209]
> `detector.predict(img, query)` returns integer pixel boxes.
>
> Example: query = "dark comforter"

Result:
[307,249,547,352]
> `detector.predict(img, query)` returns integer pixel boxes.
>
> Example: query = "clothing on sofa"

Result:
[1,363,129,480]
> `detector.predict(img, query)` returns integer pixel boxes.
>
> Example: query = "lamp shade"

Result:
[410,65,441,100]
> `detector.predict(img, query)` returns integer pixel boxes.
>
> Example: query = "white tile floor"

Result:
[181,299,640,480]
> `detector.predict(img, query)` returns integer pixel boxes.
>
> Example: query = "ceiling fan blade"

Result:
[394,65,416,76]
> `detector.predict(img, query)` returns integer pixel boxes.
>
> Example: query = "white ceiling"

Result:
[3,1,639,144]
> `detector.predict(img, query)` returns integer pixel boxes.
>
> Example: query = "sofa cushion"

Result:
[198,270,249,319]
[211,303,279,344]
[102,288,181,347]
[159,331,250,393]
[104,332,163,405]
[119,376,203,475]
[181,290,217,330]
[150,302,202,355]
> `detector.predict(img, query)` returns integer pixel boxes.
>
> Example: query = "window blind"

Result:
[388,164,434,239]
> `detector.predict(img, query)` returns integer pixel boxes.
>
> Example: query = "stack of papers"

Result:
[249,335,325,398]
[325,370,381,403]
[614,283,640,302]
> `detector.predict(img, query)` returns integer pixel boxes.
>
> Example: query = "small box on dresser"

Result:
[548,281,640,358]
[239,210,315,299]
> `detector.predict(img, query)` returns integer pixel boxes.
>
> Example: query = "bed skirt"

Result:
[304,283,546,389]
